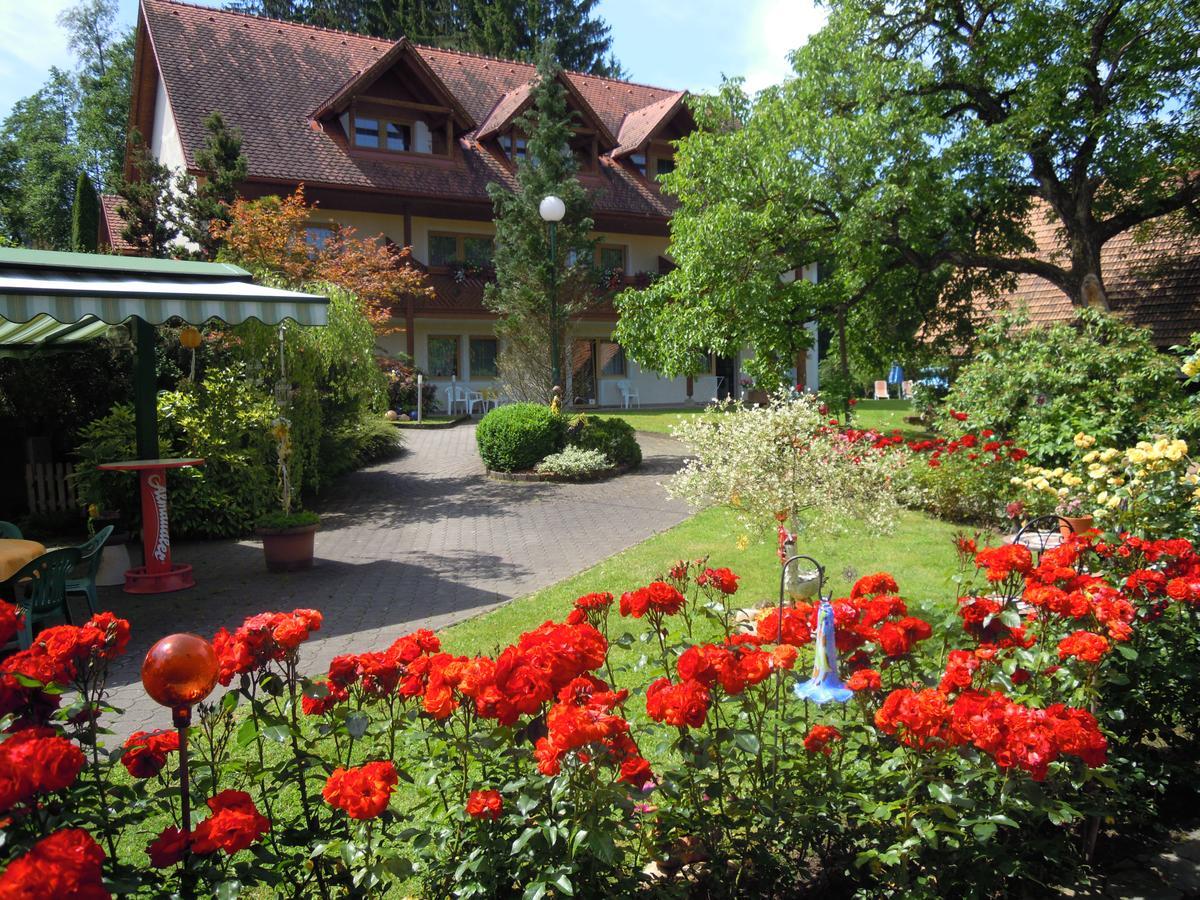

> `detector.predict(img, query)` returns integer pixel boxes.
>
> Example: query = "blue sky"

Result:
[0,0,826,119]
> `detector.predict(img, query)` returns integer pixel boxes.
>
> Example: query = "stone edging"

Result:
[392,415,472,429]
[486,463,634,483]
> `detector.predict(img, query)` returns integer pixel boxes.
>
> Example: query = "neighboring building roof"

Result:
[137,0,688,221]
[983,206,1200,347]
[98,195,135,255]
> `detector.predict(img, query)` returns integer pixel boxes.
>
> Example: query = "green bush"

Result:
[256,509,320,530]
[319,414,403,479]
[942,309,1186,462]
[475,403,565,471]
[75,366,277,539]
[535,446,612,478]
[565,414,641,467]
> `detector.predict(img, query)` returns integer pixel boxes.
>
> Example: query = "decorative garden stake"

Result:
[794,598,853,704]
[142,633,219,836]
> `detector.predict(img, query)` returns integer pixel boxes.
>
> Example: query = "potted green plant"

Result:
[256,417,319,572]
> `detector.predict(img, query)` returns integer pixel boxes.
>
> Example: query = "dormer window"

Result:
[354,117,381,149]
[629,152,647,176]
[387,122,412,151]
[499,132,528,161]
[655,156,675,176]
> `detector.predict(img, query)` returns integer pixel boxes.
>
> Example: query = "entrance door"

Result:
[571,340,597,405]
[714,354,737,400]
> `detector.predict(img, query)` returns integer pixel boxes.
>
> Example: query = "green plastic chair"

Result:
[4,547,82,649]
[66,525,114,616]
[0,521,21,539]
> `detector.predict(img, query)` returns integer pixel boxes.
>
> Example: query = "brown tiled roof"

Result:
[98,194,135,254]
[614,92,685,158]
[475,81,535,140]
[984,205,1200,347]
[139,0,682,220]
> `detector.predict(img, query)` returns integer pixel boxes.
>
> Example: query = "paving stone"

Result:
[92,425,690,741]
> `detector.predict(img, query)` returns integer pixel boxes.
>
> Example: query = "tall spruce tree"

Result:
[176,112,249,259]
[485,47,597,402]
[117,139,179,257]
[70,171,99,252]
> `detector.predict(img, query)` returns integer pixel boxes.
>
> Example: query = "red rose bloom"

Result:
[697,567,739,595]
[0,828,108,899]
[974,545,1033,582]
[645,678,709,728]
[1057,631,1110,664]
[574,592,613,611]
[466,789,503,820]
[147,826,190,869]
[190,790,270,856]
[120,729,180,779]
[803,724,843,755]
[847,668,882,692]
[850,572,899,599]
[323,761,399,820]
[0,728,86,812]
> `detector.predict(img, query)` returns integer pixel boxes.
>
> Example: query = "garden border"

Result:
[391,414,472,429]
[485,462,634,483]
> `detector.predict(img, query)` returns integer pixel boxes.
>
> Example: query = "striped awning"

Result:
[0,248,328,351]
[0,315,114,358]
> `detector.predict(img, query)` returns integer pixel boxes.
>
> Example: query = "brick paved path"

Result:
[94,424,689,739]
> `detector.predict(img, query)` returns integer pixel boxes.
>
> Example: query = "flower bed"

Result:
[0,531,1197,896]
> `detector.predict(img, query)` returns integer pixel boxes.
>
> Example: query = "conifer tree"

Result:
[70,171,99,252]
[176,112,248,259]
[485,47,597,402]
[116,138,179,257]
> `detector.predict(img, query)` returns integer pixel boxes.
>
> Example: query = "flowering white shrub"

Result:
[668,393,903,535]
[535,445,612,477]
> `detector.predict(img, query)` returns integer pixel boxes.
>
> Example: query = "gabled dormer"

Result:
[310,39,476,160]
[613,92,694,180]
[476,72,617,174]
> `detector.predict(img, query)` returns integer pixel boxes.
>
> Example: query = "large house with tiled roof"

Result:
[109,0,819,405]
[976,205,1200,349]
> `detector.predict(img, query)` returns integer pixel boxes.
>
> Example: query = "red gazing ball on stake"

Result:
[142,633,219,711]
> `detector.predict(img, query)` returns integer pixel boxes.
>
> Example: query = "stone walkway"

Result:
[93,424,689,740]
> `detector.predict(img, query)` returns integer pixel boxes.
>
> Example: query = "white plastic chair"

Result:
[445,384,470,415]
[616,380,640,409]
[873,380,890,400]
[467,389,492,416]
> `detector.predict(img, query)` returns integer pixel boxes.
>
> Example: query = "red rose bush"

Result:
[0,528,1197,897]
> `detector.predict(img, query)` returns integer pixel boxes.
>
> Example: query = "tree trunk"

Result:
[837,308,849,379]
[1069,227,1110,310]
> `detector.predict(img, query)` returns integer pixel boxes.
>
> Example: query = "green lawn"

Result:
[440,504,970,658]
[593,400,928,439]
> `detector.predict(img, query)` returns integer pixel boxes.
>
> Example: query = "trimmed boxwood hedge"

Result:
[566,415,642,468]
[476,403,566,472]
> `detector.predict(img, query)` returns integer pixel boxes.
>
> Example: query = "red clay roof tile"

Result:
[140,0,682,220]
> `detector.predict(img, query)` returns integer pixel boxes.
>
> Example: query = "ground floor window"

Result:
[597,340,626,377]
[469,336,499,378]
[427,336,459,377]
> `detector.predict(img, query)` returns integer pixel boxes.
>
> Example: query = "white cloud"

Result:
[740,0,827,94]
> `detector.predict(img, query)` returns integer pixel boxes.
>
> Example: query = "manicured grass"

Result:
[591,406,713,434]
[847,400,928,438]
[440,504,972,658]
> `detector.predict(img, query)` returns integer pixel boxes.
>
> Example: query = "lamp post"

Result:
[539,195,566,395]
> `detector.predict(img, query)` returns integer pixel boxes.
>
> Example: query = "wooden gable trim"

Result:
[310,38,475,130]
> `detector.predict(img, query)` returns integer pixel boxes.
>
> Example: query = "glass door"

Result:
[571,340,597,405]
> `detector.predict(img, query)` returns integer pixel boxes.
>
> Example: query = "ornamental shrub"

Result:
[535,445,612,478]
[942,310,1185,463]
[565,414,642,467]
[475,402,565,471]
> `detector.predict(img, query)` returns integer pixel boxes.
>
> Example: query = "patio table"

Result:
[0,539,46,582]
[97,458,204,594]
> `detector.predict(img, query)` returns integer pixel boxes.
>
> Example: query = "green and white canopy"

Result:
[0,247,328,456]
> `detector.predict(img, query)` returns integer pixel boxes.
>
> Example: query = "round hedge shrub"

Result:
[476,403,566,472]
[566,415,642,468]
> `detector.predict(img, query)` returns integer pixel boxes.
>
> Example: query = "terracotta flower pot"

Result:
[256,523,318,572]
[1059,515,1094,537]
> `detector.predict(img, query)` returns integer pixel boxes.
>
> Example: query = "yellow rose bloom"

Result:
[1106,495,1121,509]
[1126,448,1148,465]
[1183,359,1200,378]
[1100,448,1119,463]
[1074,432,1096,449]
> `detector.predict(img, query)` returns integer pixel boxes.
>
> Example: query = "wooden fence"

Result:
[25,462,77,515]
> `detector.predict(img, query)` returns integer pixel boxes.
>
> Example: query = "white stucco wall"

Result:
[150,79,188,174]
